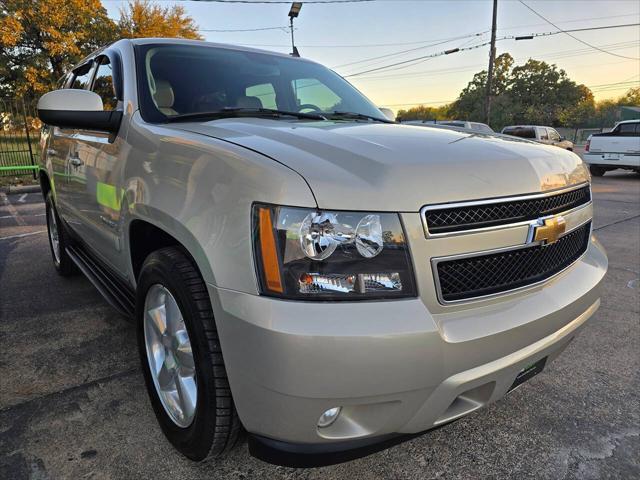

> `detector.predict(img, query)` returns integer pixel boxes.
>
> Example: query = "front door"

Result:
[68,55,128,274]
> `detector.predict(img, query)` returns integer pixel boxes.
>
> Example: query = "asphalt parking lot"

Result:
[1,172,638,480]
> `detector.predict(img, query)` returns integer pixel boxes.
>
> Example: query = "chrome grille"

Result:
[424,184,591,235]
[435,222,591,302]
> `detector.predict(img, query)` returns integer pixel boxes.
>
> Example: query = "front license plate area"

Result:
[508,357,547,393]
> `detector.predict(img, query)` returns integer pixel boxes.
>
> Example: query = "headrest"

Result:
[153,80,174,108]
[235,96,263,110]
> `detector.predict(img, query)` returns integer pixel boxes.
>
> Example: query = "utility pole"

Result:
[485,0,498,125]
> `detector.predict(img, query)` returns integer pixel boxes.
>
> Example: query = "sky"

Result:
[102,0,640,112]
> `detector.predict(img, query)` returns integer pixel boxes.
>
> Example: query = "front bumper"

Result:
[208,238,607,466]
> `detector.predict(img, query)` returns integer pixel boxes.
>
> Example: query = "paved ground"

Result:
[1,172,638,480]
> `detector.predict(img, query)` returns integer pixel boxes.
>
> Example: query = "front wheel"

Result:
[136,247,242,460]
[589,165,606,177]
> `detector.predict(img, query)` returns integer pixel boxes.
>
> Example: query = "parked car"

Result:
[502,125,574,151]
[36,38,607,468]
[403,119,494,134]
[583,120,640,176]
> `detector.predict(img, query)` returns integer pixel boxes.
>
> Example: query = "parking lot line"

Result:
[0,230,47,241]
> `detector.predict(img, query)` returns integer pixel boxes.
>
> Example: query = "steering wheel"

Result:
[298,103,322,113]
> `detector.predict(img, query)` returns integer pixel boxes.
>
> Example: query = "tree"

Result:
[451,55,594,129]
[118,0,202,40]
[452,53,514,125]
[396,103,453,122]
[619,87,640,106]
[0,0,203,98]
[0,0,118,96]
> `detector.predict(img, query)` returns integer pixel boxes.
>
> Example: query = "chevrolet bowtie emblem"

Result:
[533,216,567,245]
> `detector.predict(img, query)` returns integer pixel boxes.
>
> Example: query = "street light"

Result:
[288,2,302,57]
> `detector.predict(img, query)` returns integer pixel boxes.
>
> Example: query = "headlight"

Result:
[253,204,416,300]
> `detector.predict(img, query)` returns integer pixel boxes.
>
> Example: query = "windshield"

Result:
[135,43,384,123]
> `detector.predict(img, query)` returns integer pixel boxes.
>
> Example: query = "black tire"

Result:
[589,165,606,177]
[136,247,242,460]
[45,192,77,276]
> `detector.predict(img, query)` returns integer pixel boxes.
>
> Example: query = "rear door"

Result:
[67,52,128,271]
[49,62,95,224]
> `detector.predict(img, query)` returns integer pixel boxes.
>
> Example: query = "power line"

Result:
[382,100,456,107]
[342,24,640,78]
[188,0,377,3]
[518,1,640,61]
[352,50,638,83]
[332,31,488,69]
[498,13,637,31]
[199,25,288,32]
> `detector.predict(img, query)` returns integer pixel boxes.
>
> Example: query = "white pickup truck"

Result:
[583,120,640,176]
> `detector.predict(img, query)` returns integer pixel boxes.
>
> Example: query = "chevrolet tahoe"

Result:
[36,38,608,467]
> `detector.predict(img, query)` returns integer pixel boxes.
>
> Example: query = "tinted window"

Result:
[246,83,277,110]
[70,63,93,90]
[616,122,639,136]
[137,44,384,122]
[91,57,118,110]
[503,127,536,139]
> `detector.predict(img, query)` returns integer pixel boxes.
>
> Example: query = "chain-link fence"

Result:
[0,98,40,178]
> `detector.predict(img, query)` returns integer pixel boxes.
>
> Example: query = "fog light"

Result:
[317,407,342,428]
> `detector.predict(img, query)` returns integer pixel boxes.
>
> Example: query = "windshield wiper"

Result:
[327,111,393,123]
[166,107,326,123]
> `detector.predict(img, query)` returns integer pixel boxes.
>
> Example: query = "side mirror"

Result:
[379,107,396,121]
[37,89,122,134]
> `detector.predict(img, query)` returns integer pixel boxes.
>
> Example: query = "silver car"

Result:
[36,38,607,467]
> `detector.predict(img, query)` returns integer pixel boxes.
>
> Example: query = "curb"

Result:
[0,184,41,195]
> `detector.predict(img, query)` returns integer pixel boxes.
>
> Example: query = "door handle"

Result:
[69,155,84,167]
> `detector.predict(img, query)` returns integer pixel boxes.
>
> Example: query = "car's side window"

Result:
[245,83,277,110]
[91,57,118,111]
[548,129,561,142]
[617,123,638,136]
[292,78,341,112]
[538,128,549,141]
[70,63,93,90]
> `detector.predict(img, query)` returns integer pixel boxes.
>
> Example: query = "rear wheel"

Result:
[45,192,77,276]
[589,165,606,177]
[136,247,242,460]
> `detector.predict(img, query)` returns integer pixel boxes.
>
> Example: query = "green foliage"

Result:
[398,54,637,129]
[451,54,595,129]
[396,104,453,122]
[119,0,202,40]
[0,0,118,96]
[0,0,202,97]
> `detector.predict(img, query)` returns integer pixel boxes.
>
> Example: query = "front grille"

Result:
[435,222,591,302]
[424,185,591,234]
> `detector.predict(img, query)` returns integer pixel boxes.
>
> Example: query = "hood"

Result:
[170,119,589,211]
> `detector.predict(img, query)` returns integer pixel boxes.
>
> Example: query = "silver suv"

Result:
[37,38,607,467]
